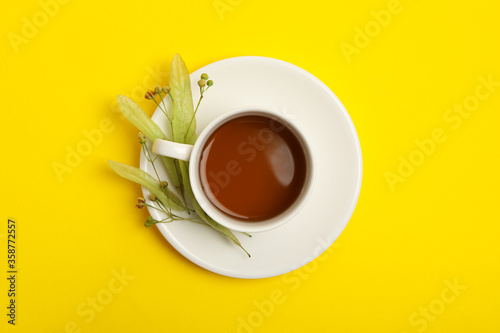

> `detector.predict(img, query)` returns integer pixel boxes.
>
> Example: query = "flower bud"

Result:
[136,197,146,209]
[160,181,168,188]
[201,73,209,80]
[145,90,155,99]
[155,86,163,94]
[144,216,155,227]
[207,80,213,87]
[163,86,171,93]
[198,79,206,88]
[149,194,157,201]
[138,132,147,144]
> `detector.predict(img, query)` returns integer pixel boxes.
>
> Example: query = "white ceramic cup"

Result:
[152,106,315,233]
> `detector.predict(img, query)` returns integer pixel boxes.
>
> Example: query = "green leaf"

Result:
[108,160,185,212]
[169,54,197,145]
[117,95,168,140]
[116,95,182,191]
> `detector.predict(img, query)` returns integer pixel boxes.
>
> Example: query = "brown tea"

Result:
[199,115,307,221]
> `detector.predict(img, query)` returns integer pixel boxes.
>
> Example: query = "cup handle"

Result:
[152,139,193,161]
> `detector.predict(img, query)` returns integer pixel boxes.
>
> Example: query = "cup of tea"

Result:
[152,106,315,233]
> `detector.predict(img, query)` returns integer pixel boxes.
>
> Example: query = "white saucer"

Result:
[140,56,362,279]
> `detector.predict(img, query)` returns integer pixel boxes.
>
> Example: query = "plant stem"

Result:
[151,95,171,123]
[158,92,171,122]
[184,87,206,141]
[142,143,161,181]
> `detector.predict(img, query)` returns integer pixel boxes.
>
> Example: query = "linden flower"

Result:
[136,197,146,209]
[138,132,147,144]
[144,90,156,99]
[144,216,155,228]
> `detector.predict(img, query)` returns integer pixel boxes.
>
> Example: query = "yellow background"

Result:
[1,0,499,332]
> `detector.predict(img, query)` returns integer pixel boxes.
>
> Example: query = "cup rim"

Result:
[189,106,315,233]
